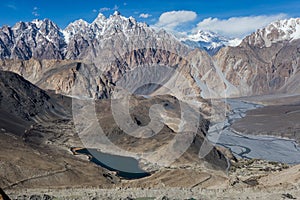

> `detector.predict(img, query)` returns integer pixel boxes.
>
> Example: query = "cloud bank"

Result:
[139,13,152,19]
[196,14,287,38]
[155,10,197,30]
[153,11,287,38]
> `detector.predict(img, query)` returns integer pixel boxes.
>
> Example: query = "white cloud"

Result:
[6,4,17,10]
[99,7,110,12]
[196,14,287,38]
[113,5,119,11]
[139,13,152,19]
[32,6,39,17]
[98,5,119,13]
[155,10,197,30]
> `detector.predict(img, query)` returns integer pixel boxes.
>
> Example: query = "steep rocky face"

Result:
[64,12,151,60]
[0,12,189,62]
[214,18,300,97]
[245,18,300,48]
[186,48,236,98]
[0,70,67,123]
[0,48,207,101]
[0,19,66,60]
[64,12,190,66]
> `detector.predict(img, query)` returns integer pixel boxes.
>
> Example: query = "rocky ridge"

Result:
[245,18,300,48]
[214,18,300,97]
[0,11,189,61]
[0,16,299,99]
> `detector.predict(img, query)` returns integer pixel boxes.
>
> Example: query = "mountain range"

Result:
[0,11,241,59]
[0,13,299,100]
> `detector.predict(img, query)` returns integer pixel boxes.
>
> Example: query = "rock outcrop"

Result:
[214,18,300,97]
[0,70,67,123]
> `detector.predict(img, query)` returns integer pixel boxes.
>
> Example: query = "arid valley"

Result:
[0,2,300,199]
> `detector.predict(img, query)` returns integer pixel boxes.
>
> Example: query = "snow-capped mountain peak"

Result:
[73,19,89,26]
[246,18,300,47]
[94,13,107,21]
[113,10,121,16]
[31,19,44,28]
[187,30,223,43]
[62,12,149,43]
[179,30,241,55]
[63,19,90,43]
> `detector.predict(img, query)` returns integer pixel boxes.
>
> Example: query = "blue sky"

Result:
[1,0,300,37]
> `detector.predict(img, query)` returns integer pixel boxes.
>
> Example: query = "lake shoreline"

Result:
[72,148,151,179]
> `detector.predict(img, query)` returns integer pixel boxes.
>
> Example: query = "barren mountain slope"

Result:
[0,71,120,190]
[215,18,300,96]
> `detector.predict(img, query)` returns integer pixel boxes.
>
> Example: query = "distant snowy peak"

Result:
[63,19,91,43]
[179,30,241,55]
[63,12,148,43]
[0,18,66,60]
[31,18,61,30]
[246,18,300,48]
[11,18,61,35]
[93,13,107,24]
[185,30,225,43]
